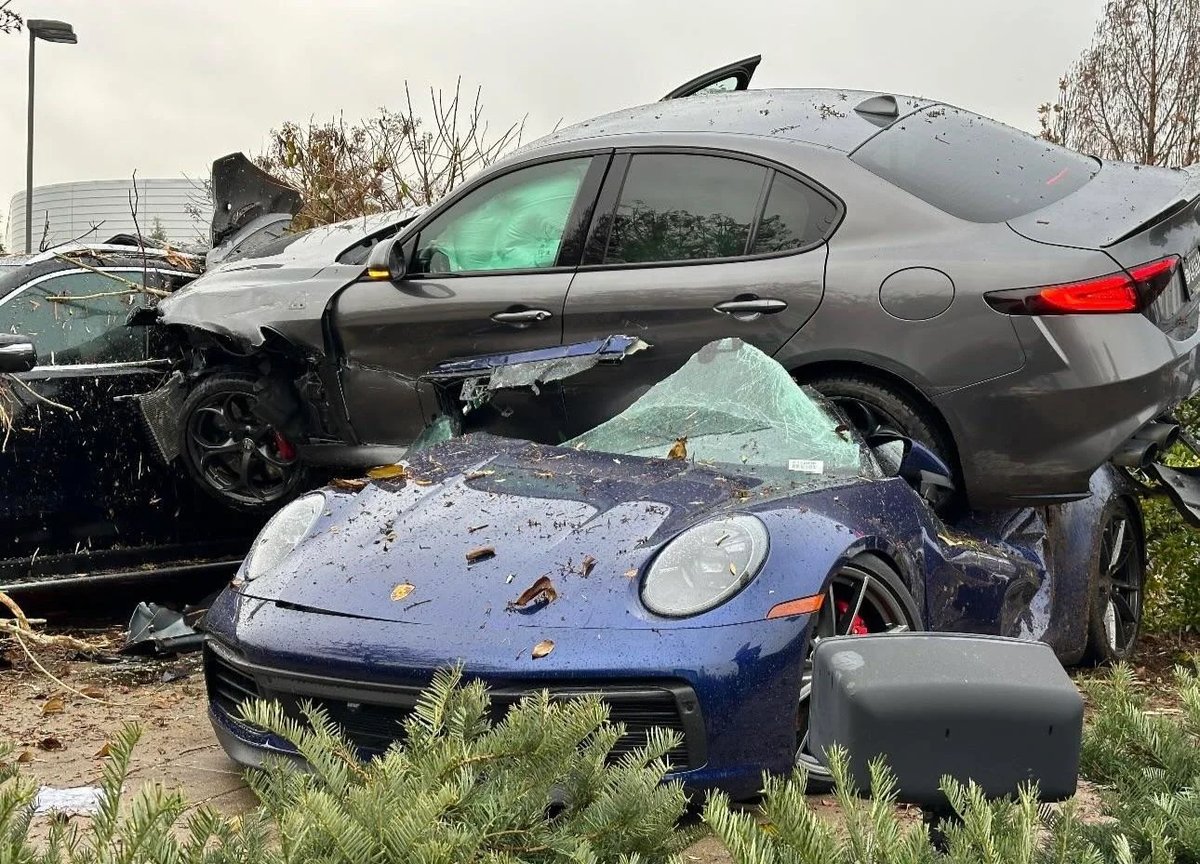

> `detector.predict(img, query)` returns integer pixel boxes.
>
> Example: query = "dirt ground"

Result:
[1,627,1196,862]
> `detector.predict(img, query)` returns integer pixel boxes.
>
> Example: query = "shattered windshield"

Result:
[566,339,869,481]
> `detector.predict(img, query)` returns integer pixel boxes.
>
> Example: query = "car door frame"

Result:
[327,149,616,447]
[661,55,762,100]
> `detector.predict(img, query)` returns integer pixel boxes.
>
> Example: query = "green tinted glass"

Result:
[415,159,590,274]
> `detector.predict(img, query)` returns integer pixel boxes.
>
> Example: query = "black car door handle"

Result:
[713,297,788,315]
[491,308,553,325]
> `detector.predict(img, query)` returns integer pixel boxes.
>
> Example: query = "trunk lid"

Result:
[208,153,303,265]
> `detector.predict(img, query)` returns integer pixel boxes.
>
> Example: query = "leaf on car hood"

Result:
[508,575,557,610]
[531,639,555,659]
[667,437,688,460]
[390,582,415,602]
[367,464,407,480]
[331,477,368,491]
[466,546,495,564]
[579,555,597,577]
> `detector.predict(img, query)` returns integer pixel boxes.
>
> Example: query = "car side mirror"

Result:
[0,334,37,373]
[363,234,408,283]
[868,432,954,502]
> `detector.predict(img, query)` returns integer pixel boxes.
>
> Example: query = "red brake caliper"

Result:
[834,598,870,635]
[273,431,297,462]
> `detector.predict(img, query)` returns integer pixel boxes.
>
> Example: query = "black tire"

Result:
[795,555,922,791]
[178,372,306,511]
[1082,498,1144,665]
[801,373,960,511]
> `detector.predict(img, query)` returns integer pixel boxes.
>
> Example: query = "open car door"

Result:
[661,55,761,100]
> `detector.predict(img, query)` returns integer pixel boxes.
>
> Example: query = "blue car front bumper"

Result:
[203,588,814,800]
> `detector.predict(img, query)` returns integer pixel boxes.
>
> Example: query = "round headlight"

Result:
[641,514,769,617]
[243,493,325,581]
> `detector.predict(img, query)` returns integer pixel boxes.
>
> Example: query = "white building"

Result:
[7,177,212,252]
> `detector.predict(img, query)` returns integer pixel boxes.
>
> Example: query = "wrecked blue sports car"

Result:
[202,339,1141,799]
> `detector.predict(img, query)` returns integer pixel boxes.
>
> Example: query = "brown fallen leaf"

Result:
[531,639,555,659]
[533,470,554,478]
[390,582,415,602]
[37,737,63,751]
[413,478,433,486]
[93,742,111,758]
[331,477,368,491]
[79,685,104,699]
[624,568,638,579]
[367,464,407,480]
[579,555,597,577]
[465,469,494,480]
[667,436,688,460]
[41,696,65,715]
[16,750,33,763]
[466,546,495,564]
[508,575,557,610]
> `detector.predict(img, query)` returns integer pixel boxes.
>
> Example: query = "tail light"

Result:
[985,256,1179,315]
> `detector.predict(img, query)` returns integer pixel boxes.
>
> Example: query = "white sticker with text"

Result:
[788,459,824,474]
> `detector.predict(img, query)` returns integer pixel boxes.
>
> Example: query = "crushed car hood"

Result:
[237,434,849,629]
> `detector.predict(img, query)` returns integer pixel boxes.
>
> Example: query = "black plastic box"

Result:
[808,633,1083,807]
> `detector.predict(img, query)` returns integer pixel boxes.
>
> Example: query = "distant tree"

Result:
[257,79,525,230]
[1038,0,1200,166]
[148,217,169,243]
[0,0,21,35]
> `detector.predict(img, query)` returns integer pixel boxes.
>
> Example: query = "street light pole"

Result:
[23,19,77,254]
[24,29,35,254]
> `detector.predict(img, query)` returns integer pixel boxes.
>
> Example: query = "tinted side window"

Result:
[414,158,591,275]
[0,271,147,365]
[850,105,1099,222]
[751,173,839,254]
[604,154,767,264]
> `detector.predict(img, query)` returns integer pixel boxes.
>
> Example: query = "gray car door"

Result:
[332,154,608,445]
[559,150,838,432]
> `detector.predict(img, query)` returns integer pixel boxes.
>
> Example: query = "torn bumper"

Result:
[203,588,811,800]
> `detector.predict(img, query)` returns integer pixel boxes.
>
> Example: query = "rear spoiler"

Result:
[1106,164,1200,248]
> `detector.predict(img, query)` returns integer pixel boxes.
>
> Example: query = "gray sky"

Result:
[1,0,1105,224]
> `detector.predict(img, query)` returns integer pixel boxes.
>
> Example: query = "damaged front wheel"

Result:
[180,373,305,510]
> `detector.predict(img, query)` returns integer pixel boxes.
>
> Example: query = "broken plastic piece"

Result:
[121,602,204,656]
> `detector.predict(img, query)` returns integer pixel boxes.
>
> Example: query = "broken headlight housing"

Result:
[641,514,769,617]
[243,493,325,581]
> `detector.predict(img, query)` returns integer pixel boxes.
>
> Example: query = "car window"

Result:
[604,154,767,264]
[850,105,1099,222]
[0,270,148,365]
[413,158,591,275]
[751,173,840,254]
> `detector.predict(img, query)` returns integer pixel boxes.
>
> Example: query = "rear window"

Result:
[850,105,1100,222]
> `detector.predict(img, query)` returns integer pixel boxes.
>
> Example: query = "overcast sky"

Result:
[1,0,1105,224]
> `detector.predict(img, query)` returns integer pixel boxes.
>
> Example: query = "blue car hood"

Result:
[238,435,849,629]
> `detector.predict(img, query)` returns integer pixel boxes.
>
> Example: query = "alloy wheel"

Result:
[795,563,918,785]
[1098,510,1142,658]
[185,390,298,506]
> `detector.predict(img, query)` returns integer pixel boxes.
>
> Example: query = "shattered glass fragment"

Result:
[566,338,867,478]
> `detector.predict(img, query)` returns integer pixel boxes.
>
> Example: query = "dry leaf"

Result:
[367,464,407,480]
[579,555,597,577]
[41,696,65,715]
[413,478,433,486]
[729,562,737,576]
[16,750,33,763]
[390,582,415,602]
[508,575,558,610]
[465,469,494,480]
[331,477,368,491]
[37,737,63,751]
[93,742,111,758]
[533,470,554,478]
[79,686,104,699]
[531,639,555,659]
[466,546,495,564]
[667,436,688,460]
[624,568,638,579]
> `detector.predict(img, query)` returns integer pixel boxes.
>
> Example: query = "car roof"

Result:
[523,88,936,155]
